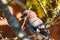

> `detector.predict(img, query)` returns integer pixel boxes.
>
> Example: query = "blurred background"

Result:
[0,0,60,40]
